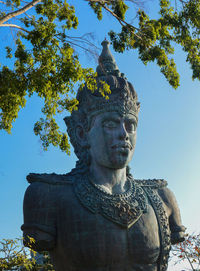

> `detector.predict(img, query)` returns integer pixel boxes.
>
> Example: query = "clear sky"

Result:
[0,1,200,270]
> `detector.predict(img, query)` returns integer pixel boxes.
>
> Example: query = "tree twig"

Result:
[65,40,96,54]
[0,0,41,24]
[0,23,30,32]
[65,35,100,49]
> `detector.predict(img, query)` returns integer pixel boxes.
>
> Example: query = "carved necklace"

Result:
[74,174,148,228]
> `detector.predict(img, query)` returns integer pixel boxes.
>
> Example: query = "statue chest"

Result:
[54,184,161,270]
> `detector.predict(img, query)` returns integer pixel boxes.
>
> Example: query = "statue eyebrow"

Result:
[102,116,121,123]
[101,114,137,124]
[124,116,137,123]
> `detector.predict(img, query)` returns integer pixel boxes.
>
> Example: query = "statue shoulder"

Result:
[24,171,78,213]
[22,171,78,251]
[157,186,186,244]
[134,178,186,244]
[26,172,74,185]
[134,178,168,189]
[24,170,82,206]
[24,172,75,210]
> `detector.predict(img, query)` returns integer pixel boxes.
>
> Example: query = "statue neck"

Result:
[89,161,128,195]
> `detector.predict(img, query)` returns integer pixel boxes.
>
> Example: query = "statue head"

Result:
[64,40,140,170]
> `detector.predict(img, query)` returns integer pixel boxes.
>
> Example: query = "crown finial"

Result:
[96,39,121,77]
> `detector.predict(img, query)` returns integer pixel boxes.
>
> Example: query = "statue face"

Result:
[87,111,137,169]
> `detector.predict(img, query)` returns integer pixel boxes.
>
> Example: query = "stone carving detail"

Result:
[144,186,171,271]
[74,174,148,228]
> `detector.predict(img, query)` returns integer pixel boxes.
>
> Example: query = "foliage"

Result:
[0,0,101,154]
[172,233,200,270]
[0,0,200,153]
[0,238,54,270]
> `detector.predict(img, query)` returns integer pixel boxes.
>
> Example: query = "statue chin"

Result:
[90,148,134,171]
[106,154,133,170]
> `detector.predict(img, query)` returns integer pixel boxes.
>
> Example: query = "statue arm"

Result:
[158,187,186,244]
[21,182,56,252]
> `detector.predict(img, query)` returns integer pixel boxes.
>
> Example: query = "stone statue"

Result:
[21,40,185,271]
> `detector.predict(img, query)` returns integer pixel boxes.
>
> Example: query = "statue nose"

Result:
[119,123,129,140]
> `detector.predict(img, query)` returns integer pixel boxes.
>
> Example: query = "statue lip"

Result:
[111,143,132,150]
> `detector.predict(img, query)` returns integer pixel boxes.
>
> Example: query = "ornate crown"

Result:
[76,39,140,123]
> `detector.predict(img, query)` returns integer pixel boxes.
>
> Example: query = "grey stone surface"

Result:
[22,40,185,271]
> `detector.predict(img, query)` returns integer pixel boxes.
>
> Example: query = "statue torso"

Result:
[46,174,169,271]
[22,172,178,271]
[53,187,160,271]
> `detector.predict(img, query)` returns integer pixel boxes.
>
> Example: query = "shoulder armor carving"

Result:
[26,172,74,185]
[134,179,168,189]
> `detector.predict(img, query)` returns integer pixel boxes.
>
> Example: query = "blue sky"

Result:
[0,1,200,270]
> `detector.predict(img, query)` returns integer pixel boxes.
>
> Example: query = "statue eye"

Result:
[125,121,136,133]
[103,120,118,128]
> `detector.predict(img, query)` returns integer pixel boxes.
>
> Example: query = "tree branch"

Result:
[0,23,30,32]
[86,0,143,39]
[0,0,41,24]
[102,3,138,30]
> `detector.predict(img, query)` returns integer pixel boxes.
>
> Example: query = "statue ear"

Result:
[75,125,89,148]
